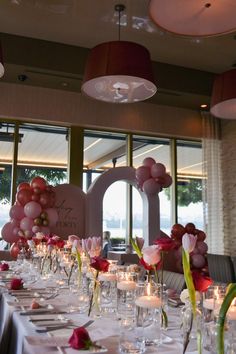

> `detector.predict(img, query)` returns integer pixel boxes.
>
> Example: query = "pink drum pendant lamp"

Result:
[82,41,157,103]
[81,4,157,103]
[149,0,236,37]
[211,69,236,119]
[0,42,4,78]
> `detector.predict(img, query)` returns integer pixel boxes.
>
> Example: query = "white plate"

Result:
[25,336,108,352]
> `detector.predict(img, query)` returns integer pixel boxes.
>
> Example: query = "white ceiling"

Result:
[0,0,235,73]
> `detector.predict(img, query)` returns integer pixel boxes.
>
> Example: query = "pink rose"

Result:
[68,327,92,350]
[142,245,161,265]
[0,263,9,271]
[10,278,23,290]
[182,233,197,253]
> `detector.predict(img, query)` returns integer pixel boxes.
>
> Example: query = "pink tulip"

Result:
[142,245,161,265]
[182,233,197,253]
[68,235,80,245]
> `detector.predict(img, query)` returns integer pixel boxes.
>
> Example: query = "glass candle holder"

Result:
[135,282,162,346]
[99,271,117,316]
[117,272,138,319]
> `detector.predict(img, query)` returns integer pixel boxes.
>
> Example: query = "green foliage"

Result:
[165,179,202,206]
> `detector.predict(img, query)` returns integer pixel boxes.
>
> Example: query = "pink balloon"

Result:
[196,241,208,255]
[162,174,173,188]
[40,226,50,235]
[31,193,40,202]
[191,254,206,269]
[39,192,51,208]
[24,201,42,219]
[17,182,31,192]
[13,227,20,236]
[143,178,160,195]
[1,222,19,243]
[151,163,166,178]
[10,219,20,228]
[142,157,156,168]
[45,208,58,227]
[17,189,33,206]
[9,205,25,220]
[32,225,41,234]
[31,177,47,191]
[20,217,34,232]
[135,166,151,183]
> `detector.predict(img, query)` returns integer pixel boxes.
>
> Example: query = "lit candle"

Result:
[99,273,117,282]
[135,295,161,309]
[117,280,136,291]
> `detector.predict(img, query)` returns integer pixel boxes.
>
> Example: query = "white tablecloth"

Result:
[0,261,205,354]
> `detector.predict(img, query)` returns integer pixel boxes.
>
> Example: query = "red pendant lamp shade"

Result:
[82,41,157,103]
[211,70,236,119]
[0,42,4,78]
[149,0,236,37]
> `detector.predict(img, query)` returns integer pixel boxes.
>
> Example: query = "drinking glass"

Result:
[119,317,146,354]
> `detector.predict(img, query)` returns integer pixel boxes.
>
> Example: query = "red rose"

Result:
[32,237,41,246]
[192,270,213,292]
[0,263,9,271]
[56,239,65,249]
[10,278,23,290]
[90,257,109,272]
[68,327,92,350]
[154,237,176,251]
[47,238,57,246]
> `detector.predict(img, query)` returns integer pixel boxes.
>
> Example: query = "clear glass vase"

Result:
[88,277,101,318]
[181,301,203,353]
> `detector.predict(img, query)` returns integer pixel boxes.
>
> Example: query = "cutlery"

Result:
[21,310,67,316]
[35,319,94,333]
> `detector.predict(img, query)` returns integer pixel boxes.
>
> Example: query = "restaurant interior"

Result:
[0,1,236,353]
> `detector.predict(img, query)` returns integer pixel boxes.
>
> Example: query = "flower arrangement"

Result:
[181,233,212,353]
[88,256,110,317]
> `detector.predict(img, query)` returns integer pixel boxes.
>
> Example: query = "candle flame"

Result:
[147,282,151,296]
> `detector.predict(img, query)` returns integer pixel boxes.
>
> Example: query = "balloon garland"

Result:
[170,222,208,273]
[1,177,58,244]
[135,157,172,194]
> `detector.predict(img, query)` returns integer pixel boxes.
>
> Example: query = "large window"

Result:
[17,124,68,186]
[0,121,205,244]
[177,140,203,229]
[132,136,171,236]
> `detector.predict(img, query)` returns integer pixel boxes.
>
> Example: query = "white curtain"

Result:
[202,112,224,254]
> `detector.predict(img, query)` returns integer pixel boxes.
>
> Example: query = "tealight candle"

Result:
[99,273,117,282]
[135,295,161,309]
[117,280,136,291]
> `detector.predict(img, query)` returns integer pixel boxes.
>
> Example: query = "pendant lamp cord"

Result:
[115,4,125,41]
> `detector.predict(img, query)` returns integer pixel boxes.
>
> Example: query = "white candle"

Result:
[99,273,117,282]
[135,295,161,309]
[203,298,214,310]
[117,280,136,291]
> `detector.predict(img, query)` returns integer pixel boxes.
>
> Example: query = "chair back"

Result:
[162,270,186,294]
[207,253,236,284]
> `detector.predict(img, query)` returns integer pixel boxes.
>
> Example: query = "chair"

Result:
[162,270,186,294]
[207,253,236,284]
[230,256,236,281]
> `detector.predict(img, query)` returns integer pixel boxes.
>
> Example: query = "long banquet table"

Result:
[0,261,202,354]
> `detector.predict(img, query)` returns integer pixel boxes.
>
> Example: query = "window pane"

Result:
[16,124,68,187]
[83,130,127,241]
[132,136,171,236]
[0,123,14,247]
[177,140,204,230]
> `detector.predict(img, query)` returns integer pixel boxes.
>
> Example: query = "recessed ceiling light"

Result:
[200,104,208,108]
[61,82,68,87]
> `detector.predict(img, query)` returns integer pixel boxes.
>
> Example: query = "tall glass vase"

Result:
[88,276,101,318]
[181,301,203,353]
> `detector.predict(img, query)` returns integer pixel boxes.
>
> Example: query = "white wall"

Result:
[0,82,202,138]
